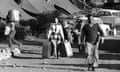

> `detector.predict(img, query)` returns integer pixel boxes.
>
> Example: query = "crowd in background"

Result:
[0,8,107,71]
[46,13,106,71]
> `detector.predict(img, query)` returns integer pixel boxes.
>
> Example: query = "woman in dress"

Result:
[48,18,64,58]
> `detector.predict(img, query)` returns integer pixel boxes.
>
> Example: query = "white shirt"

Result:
[8,9,20,22]
[12,9,20,22]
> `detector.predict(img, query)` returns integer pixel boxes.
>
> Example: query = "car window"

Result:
[97,11,111,16]
[97,11,104,16]
[112,12,120,16]
[104,11,111,16]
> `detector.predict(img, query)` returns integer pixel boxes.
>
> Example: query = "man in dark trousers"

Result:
[81,14,104,71]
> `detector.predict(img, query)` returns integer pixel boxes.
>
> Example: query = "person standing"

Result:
[5,9,22,56]
[81,14,104,71]
[48,18,64,58]
[74,15,88,52]
[63,20,73,44]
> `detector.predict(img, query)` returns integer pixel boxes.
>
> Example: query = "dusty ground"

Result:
[0,37,120,72]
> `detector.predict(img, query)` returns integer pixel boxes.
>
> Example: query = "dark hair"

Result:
[87,14,93,23]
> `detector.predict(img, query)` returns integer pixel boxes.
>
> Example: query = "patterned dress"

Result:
[47,23,64,58]
[48,23,64,44]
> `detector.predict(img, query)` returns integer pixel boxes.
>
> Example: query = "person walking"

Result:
[81,14,104,71]
[48,18,64,58]
[4,9,22,56]
[74,16,88,52]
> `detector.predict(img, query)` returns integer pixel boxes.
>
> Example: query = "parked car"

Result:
[96,9,120,17]
[93,17,111,36]
[95,9,120,35]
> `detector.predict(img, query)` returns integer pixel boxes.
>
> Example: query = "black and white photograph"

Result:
[0,0,120,72]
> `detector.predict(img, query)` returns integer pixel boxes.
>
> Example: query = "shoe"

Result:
[49,56,55,58]
[88,64,95,71]
[88,64,92,71]
[12,48,21,56]
[92,66,95,71]
[93,62,98,67]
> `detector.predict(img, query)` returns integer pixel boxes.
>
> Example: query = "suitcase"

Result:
[42,41,51,58]
[58,42,66,57]
[64,40,73,57]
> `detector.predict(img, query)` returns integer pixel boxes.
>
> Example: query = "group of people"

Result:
[2,9,105,71]
[47,14,105,71]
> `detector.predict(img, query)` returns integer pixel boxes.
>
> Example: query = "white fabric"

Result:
[0,48,11,61]
[11,22,16,31]
[9,9,20,22]
[13,9,20,21]
[4,26,11,35]
[12,48,21,56]
[64,40,73,57]
[99,24,111,36]
[85,42,99,66]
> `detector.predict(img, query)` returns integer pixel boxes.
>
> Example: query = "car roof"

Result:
[98,9,120,12]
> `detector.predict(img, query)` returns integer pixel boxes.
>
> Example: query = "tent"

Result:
[20,0,80,15]
[0,0,35,20]
[20,0,40,14]
[70,0,85,9]
[20,0,56,14]
[50,0,81,14]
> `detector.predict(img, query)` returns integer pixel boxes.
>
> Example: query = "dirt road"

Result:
[0,38,120,72]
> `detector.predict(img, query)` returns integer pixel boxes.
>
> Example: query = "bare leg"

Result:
[12,38,22,49]
[9,31,22,49]
[86,43,95,71]
[52,40,57,59]
[8,37,13,50]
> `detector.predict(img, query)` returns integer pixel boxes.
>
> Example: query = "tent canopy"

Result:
[20,0,56,14]
[51,0,81,14]
[0,0,35,20]
[20,0,80,15]
[70,0,85,9]
[20,0,40,14]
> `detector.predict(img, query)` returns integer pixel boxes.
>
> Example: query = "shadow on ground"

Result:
[47,63,120,70]
[12,55,43,60]
[0,36,50,46]
[71,52,86,59]
[21,49,42,55]
[72,39,120,60]
[99,39,120,53]
[99,64,120,70]
[21,40,43,46]
[0,39,43,46]
[99,53,120,60]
